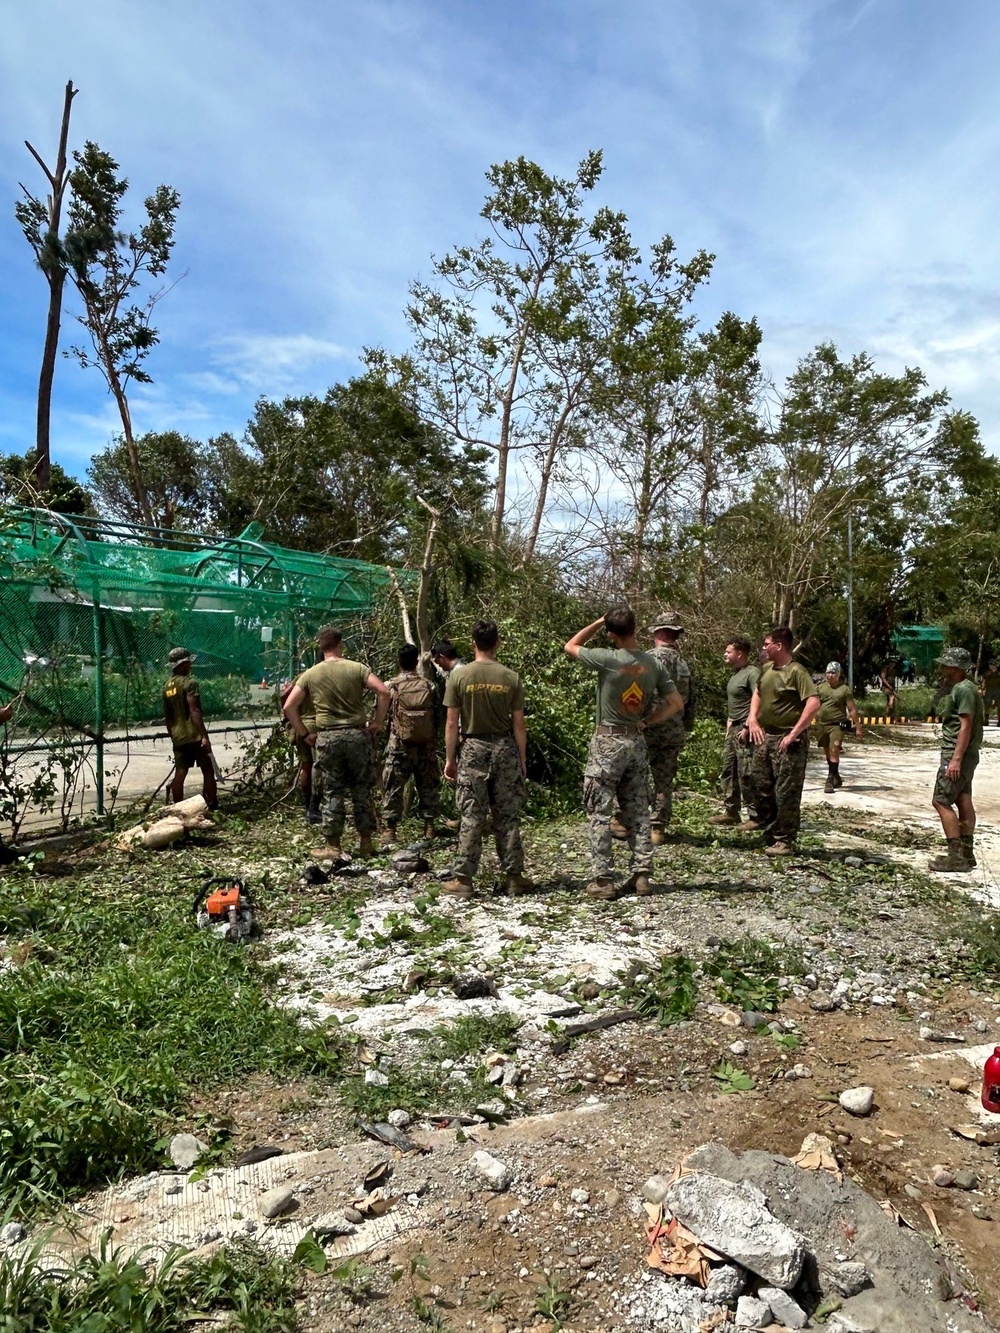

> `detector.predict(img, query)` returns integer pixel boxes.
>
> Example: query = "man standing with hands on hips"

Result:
[929,646,983,874]
[746,626,820,856]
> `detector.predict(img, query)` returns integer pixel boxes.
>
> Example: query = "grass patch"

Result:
[955,910,1000,984]
[0,1233,301,1332]
[0,869,352,1207]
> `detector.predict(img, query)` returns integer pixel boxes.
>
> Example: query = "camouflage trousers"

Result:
[382,738,440,824]
[645,724,686,827]
[584,732,652,881]
[752,732,808,844]
[721,725,758,819]
[453,736,525,880]
[314,728,376,843]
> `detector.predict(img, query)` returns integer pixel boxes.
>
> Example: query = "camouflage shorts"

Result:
[933,752,979,805]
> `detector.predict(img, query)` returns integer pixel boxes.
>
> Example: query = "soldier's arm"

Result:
[444,706,461,781]
[512,709,527,776]
[948,711,974,774]
[283,683,309,739]
[788,694,820,742]
[564,619,606,658]
[847,697,863,735]
[747,688,765,745]
[644,688,682,728]
[365,672,391,733]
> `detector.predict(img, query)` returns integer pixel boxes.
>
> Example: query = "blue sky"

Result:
[3,0,1000,482]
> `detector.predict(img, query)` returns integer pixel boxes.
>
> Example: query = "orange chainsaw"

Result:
[193,877,254,942]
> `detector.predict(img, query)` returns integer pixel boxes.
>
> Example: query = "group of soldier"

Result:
[159,610,989,896]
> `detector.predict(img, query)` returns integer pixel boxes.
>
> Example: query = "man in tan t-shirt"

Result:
[442,619,532,899]
[746,625,820,855]
[283,624,390,861]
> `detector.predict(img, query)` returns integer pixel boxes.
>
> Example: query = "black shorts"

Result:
[173,741,207,769]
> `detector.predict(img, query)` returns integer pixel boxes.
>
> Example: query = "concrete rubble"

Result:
[641,1141,988,1333]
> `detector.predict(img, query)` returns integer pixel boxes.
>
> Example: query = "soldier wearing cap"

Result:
[643,611,694,842]
[163,646,217,807]
[815,662,863,793]
[565,608,682,899]
[929,646,983,874]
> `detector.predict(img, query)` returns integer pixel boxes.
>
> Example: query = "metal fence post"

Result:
[93,596,105,816]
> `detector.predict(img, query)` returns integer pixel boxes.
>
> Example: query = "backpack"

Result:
[393,675,436,743]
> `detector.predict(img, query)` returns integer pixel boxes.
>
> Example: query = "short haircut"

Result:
[431,639,458,661]
[471,619,499,651]
[604,606,635,637]
[398,642,419,670]
[765,625,794,651]
[727,635,753,656]
[316,625,343,652]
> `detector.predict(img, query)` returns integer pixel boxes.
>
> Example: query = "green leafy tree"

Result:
[204,369,489,561]
[88,431,208,531]
[14,81,78,490]
[400,151,667,554]
[0,448,94,517]
[65,142,180,530]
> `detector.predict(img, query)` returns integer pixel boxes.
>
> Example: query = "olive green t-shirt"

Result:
[163,673,201,744]
[940,678,984,757]
[297,658,369,729]
[444,660,524,736]
[576,647,675,727]
[756,660,818,733]
[817,681,853,726]
[727,664,760,726]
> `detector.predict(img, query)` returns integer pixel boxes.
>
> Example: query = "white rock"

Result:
[735,1294,772,1327]
[704,1262,747,1304]
[311,1211,357,1236]
[168,1133,208,1170]
[364,1069,389,1086]
[259,1185,296,1218]
[468,1150,513,1192]
[387,1109,411,1128]
[838,1085,875,1117]
[758,1286,807,1328]
[729,1040,748,1056]
[664,1172,806,1289]
[570,1187,590,1204]
[0,1222,26,1246]
[642,1174,671,1204]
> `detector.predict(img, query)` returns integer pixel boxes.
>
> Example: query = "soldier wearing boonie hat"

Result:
[929,646,983,874]
[163,646,217,808]
[815,661,862,793]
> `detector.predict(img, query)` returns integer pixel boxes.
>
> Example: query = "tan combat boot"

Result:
[586,878,618,900]
[381,825,398,847]
[929,839,972,874]
[441,875,474,898]
[708,812,740,826]
[423,819,437,840]
[624,872,652,895]
[764,841,794,857]
[311,843,345,862]
[650,824,665,846]
[357,833,376,859]
[505,872,534,897]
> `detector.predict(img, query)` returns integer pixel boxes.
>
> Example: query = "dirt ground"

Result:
[37,726,1000,1331]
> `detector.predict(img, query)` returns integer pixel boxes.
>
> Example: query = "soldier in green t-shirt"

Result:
[162,647,217,808]
[441,620,533,899]
[565,608,681,900]
[283,625,390,863]
[746,626,820,855]
[929,646,984,873]
[815,662,863,793]
[709,635,760,827]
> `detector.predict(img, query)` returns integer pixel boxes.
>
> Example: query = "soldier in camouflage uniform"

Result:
[644,612,693,843]
[566,608,681,900]
[442,620,533,898]
[283,625,390,861]
[746,626,820,856]
[381,642,440,842]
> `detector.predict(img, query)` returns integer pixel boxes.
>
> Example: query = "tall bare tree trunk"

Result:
[24,80,77,492]
[104,365,154,528]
